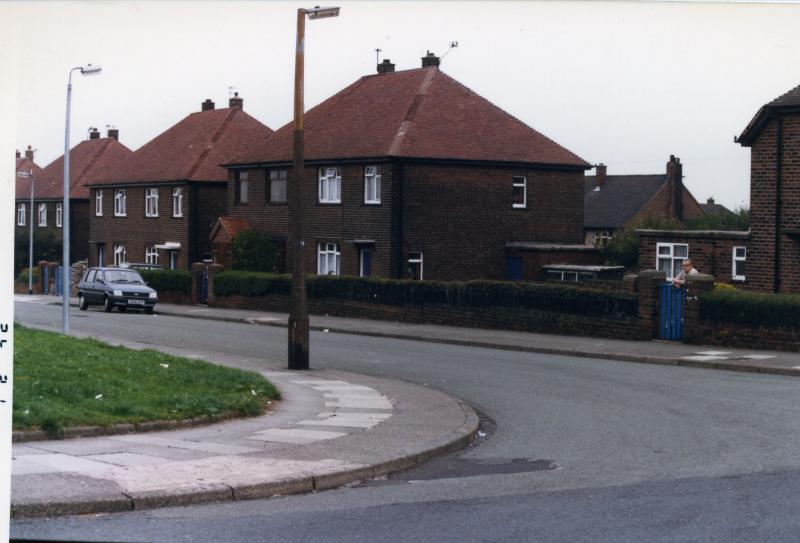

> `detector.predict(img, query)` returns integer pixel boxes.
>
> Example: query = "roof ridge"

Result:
[186,108,237,180]
[388,69,438,156]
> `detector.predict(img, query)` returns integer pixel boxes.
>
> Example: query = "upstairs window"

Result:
[17,203,25,226]
[656,243,688,280]
[512,176,527,209]
[236,171,249,204]
[145,188,159,217]
[732,246,747,281]
[268,169,287,204]
[364,165,381,204]
[95,190,103,216]
[317,242,341,275]
[319,167,341,203]
[172,187,183,217]
[38,203,47,226]
[113,243,127,266]
[56,203,63,228]
[145,245,159,265]
[114,189,127,216]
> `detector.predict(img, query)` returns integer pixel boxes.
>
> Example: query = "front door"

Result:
[359,248,372,277]
[97,245,105,267]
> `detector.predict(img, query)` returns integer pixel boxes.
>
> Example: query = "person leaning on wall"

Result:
[672,258,698,288]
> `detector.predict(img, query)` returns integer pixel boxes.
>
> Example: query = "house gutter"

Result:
[773,116,784,293]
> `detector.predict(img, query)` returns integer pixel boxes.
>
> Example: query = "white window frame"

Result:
[145,188,159,217]
[732,246,746,281]
[408,252,424,280]
[95,190,103,216]
[145,245,160,265]
[56,203,63,228]
[114,189,127,217]
[37,203,47,227]
[172,187,183,217]
[17,203,25,226]
[237,171,249,204]
[317,242,341,275]
[364,165,381,204]
[512,176,527,209]
[319,167,341,204]
[656,242,689,280]
[113,243,127,266]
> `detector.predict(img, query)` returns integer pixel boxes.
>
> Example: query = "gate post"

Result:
[636,270,666,339]
[190,262,205,304]
[683,273,714,344]
[206,264,224,307]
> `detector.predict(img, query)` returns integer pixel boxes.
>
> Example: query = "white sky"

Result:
[4,1,800,210]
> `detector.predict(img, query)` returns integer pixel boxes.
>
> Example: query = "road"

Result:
[11,301,800,542]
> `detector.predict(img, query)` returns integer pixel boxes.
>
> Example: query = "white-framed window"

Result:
[17,203,25,226]
[172,187,183,217]
[114,189,127,216]
[656,243,689,280]
[593,230,613,247]
[113,243,127,266]
[145,245,159,265]
[268,169,287,204]
[145,188,159,217]
[237,171,249,204]
[319,167,341,204]
[317,242,341,275]
[512,176,527,208]
[37,203,47,226]
[56,203,63,228]
[408,252,423,280]
[732,246,746,281]
[364,165,381,204]
[95,190,103,216]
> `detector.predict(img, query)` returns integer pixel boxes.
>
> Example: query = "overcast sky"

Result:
[5,1,800,209]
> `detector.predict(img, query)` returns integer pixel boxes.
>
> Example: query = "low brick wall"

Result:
[157,291,193,305]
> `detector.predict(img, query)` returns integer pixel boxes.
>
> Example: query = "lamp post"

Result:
[16,170,34,294]
[288,6,340,370]
[63,64,102,335]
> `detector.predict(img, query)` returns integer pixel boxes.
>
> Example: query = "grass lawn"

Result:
[13,326,279,435]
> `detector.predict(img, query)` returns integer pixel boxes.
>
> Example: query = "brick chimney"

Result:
[89,127,100,140]
[595,163,607,188]
[377,59,395,75]
[707,197,715,205]
[107,128,119,140]
[421,51,440,68]
[201,99,215,112]
[666,155,684,221]
[16,150,21,159]
[229,92,243,109]
[25,146,34,161]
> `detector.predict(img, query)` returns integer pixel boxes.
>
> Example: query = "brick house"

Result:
[85,95,274,270]
[14,131,131,263]
[735,83,800,293]
[584,156,705,246]
[699,197,735,218]
[224,54,591,281]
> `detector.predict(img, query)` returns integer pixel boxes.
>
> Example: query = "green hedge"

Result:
[139,270,191,294]
[700,289,800,327]
[214,272,638,319]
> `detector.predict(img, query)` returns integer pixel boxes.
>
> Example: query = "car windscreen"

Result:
[104,270,145,284]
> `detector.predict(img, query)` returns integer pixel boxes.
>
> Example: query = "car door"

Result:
[91,270,105,303]
[82,269,96,302]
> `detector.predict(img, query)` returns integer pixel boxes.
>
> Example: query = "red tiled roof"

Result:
[210,216,251,243]
[231,67,589,168]
[14,156,44,198]
[24,138,132,200]
[87,107,274,186]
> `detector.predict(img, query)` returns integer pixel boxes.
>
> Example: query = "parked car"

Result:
[77,267,158,313]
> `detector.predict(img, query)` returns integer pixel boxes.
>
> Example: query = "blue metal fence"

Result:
[43,266,49,295]
[658,283,685,340]
[54,266,63,297]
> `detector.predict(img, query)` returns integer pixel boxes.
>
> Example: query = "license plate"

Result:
[128,299,145,305]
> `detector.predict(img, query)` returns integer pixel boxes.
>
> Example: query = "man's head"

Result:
[682,259,694,270]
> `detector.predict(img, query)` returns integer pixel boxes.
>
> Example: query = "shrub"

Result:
[700,289,800,327]
[16,267,39,284]
[14,230,62,275]
[231,230,280,273]
[139,269,191,293]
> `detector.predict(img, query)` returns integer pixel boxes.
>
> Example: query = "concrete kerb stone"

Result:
[128,484,234,511]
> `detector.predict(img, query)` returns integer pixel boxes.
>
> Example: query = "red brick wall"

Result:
[196,184,227,262]
[638,231,749,284]
[629,184,705,226]
[13,198,88,262]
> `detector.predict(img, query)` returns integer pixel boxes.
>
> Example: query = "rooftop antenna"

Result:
[228,86,237,98]
[375,48,382,65]
[440,41,459,61]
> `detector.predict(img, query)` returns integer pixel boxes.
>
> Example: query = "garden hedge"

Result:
[139,269,192,294]
[700,289,800,327]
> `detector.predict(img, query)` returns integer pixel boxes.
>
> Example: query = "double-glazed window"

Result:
[113,243,127,266]
[408,252,423,280]
[656,243,688,280]
[95,190,103,216]
[364,166,381,204]
[319,167,341,203]
[317,242,341,275]
[114,189,127,216]
[512,176,527,208]
[56,203,63,228]
[17,203,25,226]
[268,169,287,204]
[732,246,746,281]
[173,188,183,217]
[145,188,159,217]
[236,171,249,204]
[38,203,47,226]
[145,245,159,265]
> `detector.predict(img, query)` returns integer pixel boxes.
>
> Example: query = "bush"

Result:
[139,269,191,293]
[231,230,280,273]
[685,207,750,231]
[214,272,638,319]
[14,230,62,275]
[700,289,800,327]
[16,267,39,284]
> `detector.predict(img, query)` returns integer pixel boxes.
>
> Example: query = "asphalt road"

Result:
[11,301,800,542]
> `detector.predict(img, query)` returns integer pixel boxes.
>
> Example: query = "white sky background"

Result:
[4,1,800,210]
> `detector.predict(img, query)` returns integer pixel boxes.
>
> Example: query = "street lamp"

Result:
[63,64,102,335]
[288,6,339,370]
[16,169,34,295]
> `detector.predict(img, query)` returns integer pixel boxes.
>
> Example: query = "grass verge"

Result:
[13,326,279,436]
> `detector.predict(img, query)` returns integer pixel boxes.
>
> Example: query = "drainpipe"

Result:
[396,161,405,278]
[773,117,783,293]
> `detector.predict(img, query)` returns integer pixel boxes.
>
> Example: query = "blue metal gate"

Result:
[199,268,209,304]
[658,283,685,340]
[54,266,63,297]
[43,266,49,295]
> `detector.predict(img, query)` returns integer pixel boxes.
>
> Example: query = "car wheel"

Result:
[78,294,88,311]
[103,296,114,312]
[145,307,154,315]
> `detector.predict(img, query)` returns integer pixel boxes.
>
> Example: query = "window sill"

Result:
[363,201,381,206]
[266,202,288,206]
